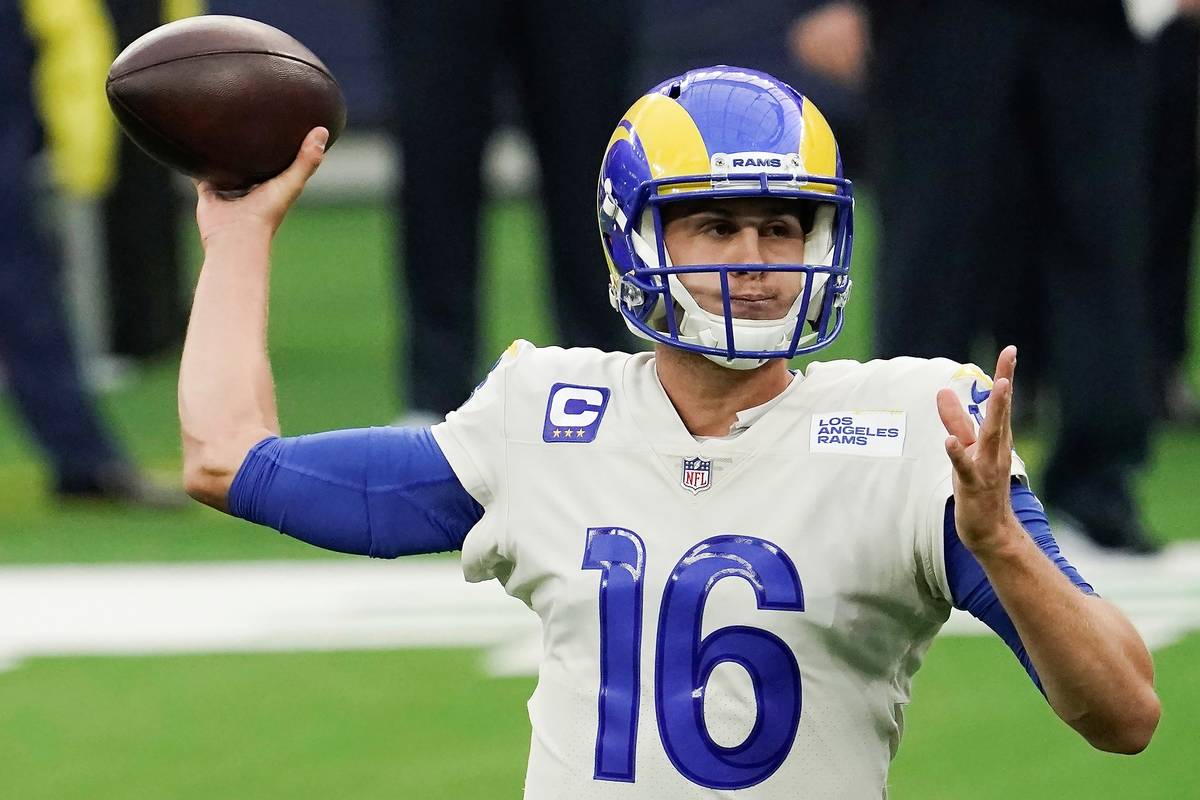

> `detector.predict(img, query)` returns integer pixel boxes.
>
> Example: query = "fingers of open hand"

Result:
[978,378,1008,454]
[937,388,980,486]
[993,345,1017,385]
[971,379,1014,490]
[943,433,979,487]
[936,388,975,445]
[982,346,1017,457]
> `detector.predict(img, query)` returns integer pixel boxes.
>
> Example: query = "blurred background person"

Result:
[1147,11,1200,425]
[785,0,869,172]
[637,0,868,174]
[819,0,1169,552]
[100,0,202,365]
[379,0,635,425]
[2,0,183,507]
[792,1,1200,436]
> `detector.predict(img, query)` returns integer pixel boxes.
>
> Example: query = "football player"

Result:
[179,67,1159,797]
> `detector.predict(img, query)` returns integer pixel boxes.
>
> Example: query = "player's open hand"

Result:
[194,126,328,249]
[935,346,1022,556]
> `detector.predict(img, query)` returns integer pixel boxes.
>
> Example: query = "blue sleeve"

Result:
[943,482,1095,692]
[227,427,484,558]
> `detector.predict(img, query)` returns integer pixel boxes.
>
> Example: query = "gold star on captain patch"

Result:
[552,429,562,438]
[575,429,586,437]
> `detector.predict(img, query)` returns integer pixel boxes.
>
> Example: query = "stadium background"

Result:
[2,2,1198,798]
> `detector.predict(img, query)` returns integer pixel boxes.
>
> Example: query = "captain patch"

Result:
[809,411,906,457]
[542,383,611,443]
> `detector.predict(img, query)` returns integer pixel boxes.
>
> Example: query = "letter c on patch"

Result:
[549,386,604,427]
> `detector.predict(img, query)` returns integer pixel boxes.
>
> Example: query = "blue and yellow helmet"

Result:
[597,66,854,368]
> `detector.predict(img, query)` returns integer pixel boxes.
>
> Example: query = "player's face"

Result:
[661,198,809,320]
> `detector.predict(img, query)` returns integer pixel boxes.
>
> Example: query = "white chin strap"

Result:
[623,204,835,370]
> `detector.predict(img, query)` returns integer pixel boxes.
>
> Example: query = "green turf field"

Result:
[0,198,1196,798]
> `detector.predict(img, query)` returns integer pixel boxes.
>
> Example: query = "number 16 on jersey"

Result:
[582,527,806,790]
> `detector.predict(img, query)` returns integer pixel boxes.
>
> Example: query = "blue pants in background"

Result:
[0,1,124,487]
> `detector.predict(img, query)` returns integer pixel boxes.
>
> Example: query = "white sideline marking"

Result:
[0,560,538,675]
[1,543,1198,678]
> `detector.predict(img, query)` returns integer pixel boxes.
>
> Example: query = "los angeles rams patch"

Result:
[543,383,611,443]
[809,411,906,457]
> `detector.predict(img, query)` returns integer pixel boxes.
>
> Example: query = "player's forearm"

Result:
[179,222,280,510]
[973,521,1160,753]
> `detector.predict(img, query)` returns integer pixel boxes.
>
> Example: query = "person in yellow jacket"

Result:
[0,0,183,506]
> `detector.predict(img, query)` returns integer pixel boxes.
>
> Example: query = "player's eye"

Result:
[703,220,735,237]
[764,220,799,238]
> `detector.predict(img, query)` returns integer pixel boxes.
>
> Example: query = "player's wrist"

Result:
[199,218,275,254]
[962,513,1028,563]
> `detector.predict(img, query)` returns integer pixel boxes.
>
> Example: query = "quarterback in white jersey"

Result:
[435,342,1022,797]
[179,67,1159,797]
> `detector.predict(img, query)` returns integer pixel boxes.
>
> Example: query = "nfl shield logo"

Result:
[681,457,712,495]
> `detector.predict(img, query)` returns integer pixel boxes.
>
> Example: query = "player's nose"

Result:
[728,228,769,274]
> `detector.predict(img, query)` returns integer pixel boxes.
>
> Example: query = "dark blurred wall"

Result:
[207,0,392,127]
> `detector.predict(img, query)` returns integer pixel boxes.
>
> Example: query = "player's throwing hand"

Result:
[193,126,329,249]
[936,345,1021,556]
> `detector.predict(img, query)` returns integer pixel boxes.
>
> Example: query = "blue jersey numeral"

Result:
[581,528,646,782]
[583,530,805,790]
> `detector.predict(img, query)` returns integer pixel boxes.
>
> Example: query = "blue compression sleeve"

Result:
[228,427,483,557]
[944,482,1095,691]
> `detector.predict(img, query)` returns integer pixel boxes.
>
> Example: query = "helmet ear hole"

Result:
[666,82,682,99]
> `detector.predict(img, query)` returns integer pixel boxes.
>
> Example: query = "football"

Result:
[105,15,347,191]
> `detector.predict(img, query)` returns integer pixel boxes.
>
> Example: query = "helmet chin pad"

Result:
[666,273,812,370]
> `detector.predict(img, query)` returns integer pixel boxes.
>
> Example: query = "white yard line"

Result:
[2,543,1198,677]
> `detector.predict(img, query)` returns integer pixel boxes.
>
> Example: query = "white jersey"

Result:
[431,341,1025,799]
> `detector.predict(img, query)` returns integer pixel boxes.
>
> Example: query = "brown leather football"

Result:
[106,15,346,191]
